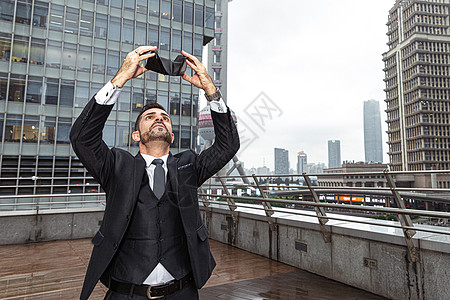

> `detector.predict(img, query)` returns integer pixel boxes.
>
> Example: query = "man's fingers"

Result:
[135,45,157,55]
[182,74,193,84]
[185,59,197,71]
[182,50,201,65]
[139,52,155,61]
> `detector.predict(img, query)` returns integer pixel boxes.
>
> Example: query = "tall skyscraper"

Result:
[274,148,289,175]
[297,151,307,174]
[383,0,450,171]
[364,99,383,163]
[207,0,231,102]
[0,0,215,195]
[328,140,341,169]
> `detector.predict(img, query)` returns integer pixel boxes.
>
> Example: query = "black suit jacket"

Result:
[70,98,239,300]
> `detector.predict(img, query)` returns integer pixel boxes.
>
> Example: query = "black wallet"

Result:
[145,51,187,76]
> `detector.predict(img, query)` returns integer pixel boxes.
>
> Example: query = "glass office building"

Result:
[0,0,215,195]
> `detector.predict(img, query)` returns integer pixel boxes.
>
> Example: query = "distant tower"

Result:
[297,151,307,174]
[274,148,289,175]
[364,100,383,163]
[207,0,232,102]
[328,140,341,168]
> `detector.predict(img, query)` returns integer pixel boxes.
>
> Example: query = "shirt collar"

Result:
[141,153,169,168]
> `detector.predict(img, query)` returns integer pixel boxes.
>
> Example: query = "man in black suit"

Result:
[70,45,239,299]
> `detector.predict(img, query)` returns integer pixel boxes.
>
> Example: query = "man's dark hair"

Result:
[134,102,168,132]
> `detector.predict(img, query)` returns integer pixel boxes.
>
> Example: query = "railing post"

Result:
[303,173,331,243]
[252,174,275,230]
[383,170,419,262]
[218,176,238,223]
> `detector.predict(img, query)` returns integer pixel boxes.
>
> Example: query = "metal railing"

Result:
[1,170,450,262]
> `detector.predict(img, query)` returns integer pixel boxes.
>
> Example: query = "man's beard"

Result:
[139,124,172,144]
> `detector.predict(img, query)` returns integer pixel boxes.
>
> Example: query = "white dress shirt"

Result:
[94,81,227,284]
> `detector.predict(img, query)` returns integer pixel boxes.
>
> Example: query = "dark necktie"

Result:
[152,159,165,199]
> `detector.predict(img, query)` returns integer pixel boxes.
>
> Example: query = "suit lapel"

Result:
[133,153,147,201]
[166,152,179,200]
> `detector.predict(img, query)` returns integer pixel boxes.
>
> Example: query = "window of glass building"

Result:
[32,1,48,28]
[110,0,122,9]
[56,117,72,144]
[26,76,42,104]
[124,0,135,10]
[62,43,77,70]
[0,114,3,141]
[161,0,171,20]
[183,32,193,53]
[181,126,190,148]
[9,74,26,102]
[65,7,79,34]
[95,13,108,39]
[109,16,121,42]
[80,10,94,36]
[0,0,14,22]
[93,48,106,74]
[122,19,134,44]
[118,88,131,111]
[23,115,39,142]
[46,40,62,68]
[30,38,45,65]
[172,29,182,52]
[160,27,170,51]
[132,88,144,112]
[60,80,74,106]
[157,90,168,110]
[148,25,158,46]
[0,73,7,101]
[16,0,32,25]
[0,33,11,61]
[135,22,146,46]
[173,0,182,22]
[40,116,56,144]
[12,35,28,63]
[103,120,115,146]
[170,92,180,115]
[97,0,109,6]
[194,34,203,57]
[184,2,193,25]
[116,121,130,147]
[136,0,147,14]
[145,89,157,105]
[107,50,120,75]
[44,78,59,105]
[181,93,191,116]
[205,7,214,29]
[5,114,23,142]
[195,5,204,27]
[149,0,159,17]
[75,81,89,108]
[78,45,92,72]
[49,4,64,31]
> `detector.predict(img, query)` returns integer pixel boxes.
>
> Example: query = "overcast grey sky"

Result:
[201,0,395,170]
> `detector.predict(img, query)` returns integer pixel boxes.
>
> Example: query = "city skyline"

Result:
[196,0,395,169]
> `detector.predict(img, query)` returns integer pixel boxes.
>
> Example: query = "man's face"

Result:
[134,108,174,145]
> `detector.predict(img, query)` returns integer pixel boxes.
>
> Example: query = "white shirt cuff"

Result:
[209,98,227,113]
[94,81,122,105]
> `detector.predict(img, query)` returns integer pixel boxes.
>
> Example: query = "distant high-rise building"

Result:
[328,140,341,168]
[383,0,450,171]
[364,100,383,163]
[274,148,289,175]
[297,151,307,174]
[207,0,231,102]
[256,166,270,176]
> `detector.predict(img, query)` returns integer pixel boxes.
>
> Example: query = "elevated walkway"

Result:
[0,239,385,299]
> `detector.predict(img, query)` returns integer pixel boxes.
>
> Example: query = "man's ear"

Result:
[171,133,174,144]
[132,131,140,142]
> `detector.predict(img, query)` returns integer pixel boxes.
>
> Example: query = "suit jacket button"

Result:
[113,243,118,250]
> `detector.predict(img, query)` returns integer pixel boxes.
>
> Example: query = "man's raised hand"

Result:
[181,50,216,96]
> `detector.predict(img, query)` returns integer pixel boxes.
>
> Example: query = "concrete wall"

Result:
[202,204,450,300]
[0,209,103,245]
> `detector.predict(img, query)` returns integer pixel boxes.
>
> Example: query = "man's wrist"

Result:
[111,75,128,89]
[203,84,217,96]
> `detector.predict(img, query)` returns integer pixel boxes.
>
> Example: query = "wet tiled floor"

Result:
[0,239,386,299]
